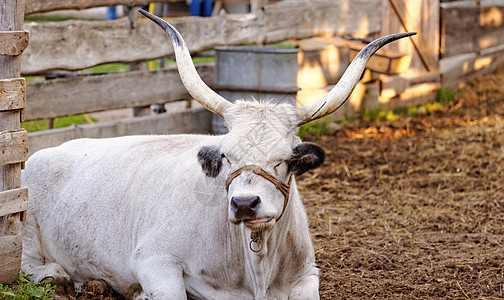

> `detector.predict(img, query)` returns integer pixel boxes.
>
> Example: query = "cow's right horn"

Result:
[296,32,416,125]
[139,9,233,119]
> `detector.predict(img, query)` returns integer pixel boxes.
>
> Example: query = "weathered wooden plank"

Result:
[25,0,185,15]
[0,130,28,165]
[0,235,22,283]
[381,0,439,73]
[323,37,412,74]
[379,71,440,102]
[481,0,504,6]
[264,0,381,43]
[21,0,381,74]
[441,0,504,8]
[0,78,25,111]
[25,64,214,121]
[441,49,504,87]
[293,38,350,89]
[441,4,504,58]
[440,0,477,8]
[21,14,261,74]
[28,107,212,155]
[387,0,439,72]
[0,188,28,217]
[0,31,29,56]
[0,0,24,79]
[350,48,412,74]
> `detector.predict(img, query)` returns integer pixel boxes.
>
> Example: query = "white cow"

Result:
[21,9,414,299]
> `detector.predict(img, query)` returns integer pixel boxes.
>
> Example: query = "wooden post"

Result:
[127,6,151,117]
[0,0,29,284]
[131,60,152,117]
[251,0,263,14]
[381,0,440,73]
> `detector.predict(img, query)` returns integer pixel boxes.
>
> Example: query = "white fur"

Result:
[21,101,319,299]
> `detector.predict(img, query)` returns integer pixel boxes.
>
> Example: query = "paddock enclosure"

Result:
[1,0,504,297]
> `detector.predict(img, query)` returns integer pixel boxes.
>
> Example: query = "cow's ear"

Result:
[197,145,223,178]
[287,142,326,176]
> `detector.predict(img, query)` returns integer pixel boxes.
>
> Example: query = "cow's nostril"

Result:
[249,196,260,209]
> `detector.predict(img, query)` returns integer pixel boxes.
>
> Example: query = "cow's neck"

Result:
[238,186,310,298]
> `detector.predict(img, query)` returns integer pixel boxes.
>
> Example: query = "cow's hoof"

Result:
[42,276,77,299]
[125,283,147,300]
[81,279,113,299]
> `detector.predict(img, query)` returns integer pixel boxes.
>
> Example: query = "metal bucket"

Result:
[212,46,299,134]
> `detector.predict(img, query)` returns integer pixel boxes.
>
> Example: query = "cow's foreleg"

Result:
[134,256,187,299]
[21,215,71,282]
[289,274,319,300]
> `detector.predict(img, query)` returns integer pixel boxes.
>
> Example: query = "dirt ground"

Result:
[298,68,504,299]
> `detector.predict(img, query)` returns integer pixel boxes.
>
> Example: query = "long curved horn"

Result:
[297,32,416,125]
[139,9,232,118]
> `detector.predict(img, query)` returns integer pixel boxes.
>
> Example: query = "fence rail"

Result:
[28,107,212,155]
[25,0,186,15]
[25,64,213,121]
[21,0,381,74]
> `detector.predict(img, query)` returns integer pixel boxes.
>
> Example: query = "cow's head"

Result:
[197,102,326,230]
[140,9,414,231]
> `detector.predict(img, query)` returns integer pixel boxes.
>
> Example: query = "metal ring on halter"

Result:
[249,239,263,253]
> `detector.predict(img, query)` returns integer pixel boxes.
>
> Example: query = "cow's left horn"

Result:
[296,32,416,125]
[139,9,233,118]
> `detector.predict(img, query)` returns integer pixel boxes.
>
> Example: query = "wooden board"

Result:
[382,0,440,73]
[25,0,185,15]
[0,31,29,56]
[28,107,212,155]
[379,71,440,102]
[0,188,28,217]
[350,48,412,74]
[441,3,504,58]
[21,15,259,74]
[264,0,381,42]
[25,64,214,121]
[0,78,26,111]
[323,37,412,74]
[441,48,504,87]
[21,0,381,74]
[0,130,28,165]
[0,235,22,284]
[295,38,350,89]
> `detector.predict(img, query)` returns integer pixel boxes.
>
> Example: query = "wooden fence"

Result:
[21,0,382,155]
[296,0,504,118]
[0,0,29,284]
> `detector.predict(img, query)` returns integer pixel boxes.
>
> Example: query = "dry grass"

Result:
[299,68,504,299]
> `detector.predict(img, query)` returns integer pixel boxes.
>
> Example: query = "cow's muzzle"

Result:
[225,165,292,223]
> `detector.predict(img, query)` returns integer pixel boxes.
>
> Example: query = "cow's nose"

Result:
[231,196,261,220]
